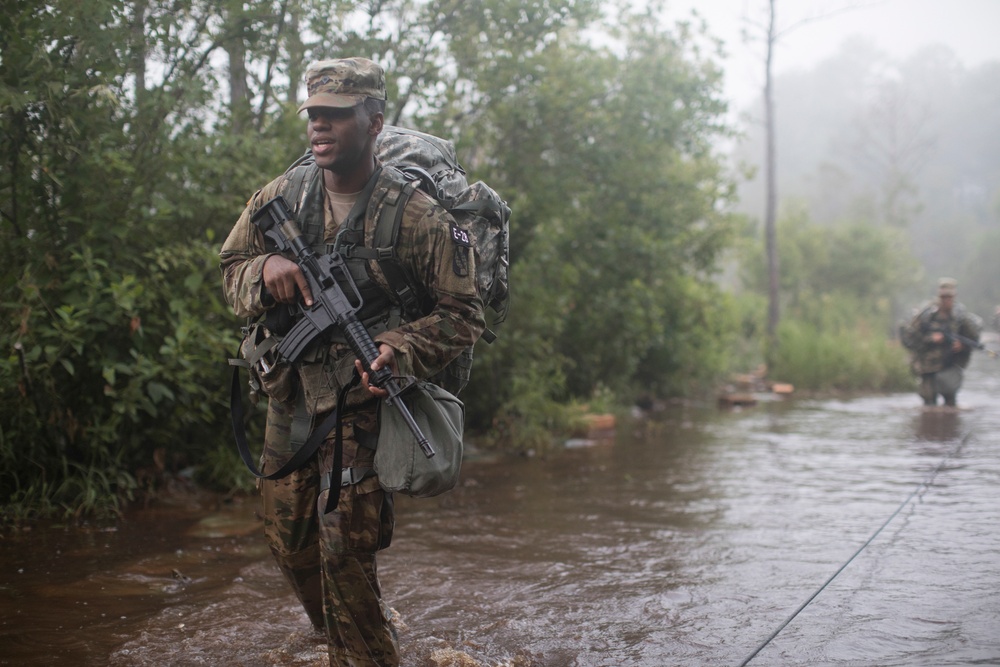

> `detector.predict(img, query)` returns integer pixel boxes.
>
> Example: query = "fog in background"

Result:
[662,0,1000,319]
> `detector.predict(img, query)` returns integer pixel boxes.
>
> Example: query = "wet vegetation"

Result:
[2,1,998,520]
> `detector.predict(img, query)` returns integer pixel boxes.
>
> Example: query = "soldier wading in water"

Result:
[220,57,485,666]
[901,278,982,408]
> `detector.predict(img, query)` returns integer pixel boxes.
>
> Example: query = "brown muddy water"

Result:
[3,353,1000,667]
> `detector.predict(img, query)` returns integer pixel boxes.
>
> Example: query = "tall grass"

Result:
[770,319,911,392]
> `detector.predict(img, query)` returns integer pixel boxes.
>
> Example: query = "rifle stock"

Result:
[251,196,435,458]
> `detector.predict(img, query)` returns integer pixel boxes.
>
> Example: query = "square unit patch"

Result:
[451,223,471,277]
[451,223,472,247]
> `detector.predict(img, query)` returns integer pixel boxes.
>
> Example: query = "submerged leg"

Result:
[918,374,938,406]
[259,399,324,630]
[318,415,398,667]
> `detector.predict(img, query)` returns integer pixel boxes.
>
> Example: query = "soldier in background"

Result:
[901,278,982,407]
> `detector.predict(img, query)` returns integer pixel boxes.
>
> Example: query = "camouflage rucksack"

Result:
[369,126,510,393]
[374,125,511,334]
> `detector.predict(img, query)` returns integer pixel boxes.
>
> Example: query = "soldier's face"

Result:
[940,294,954,314]
[306,104,379,175]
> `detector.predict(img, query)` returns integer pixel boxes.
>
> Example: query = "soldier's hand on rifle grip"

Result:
[262,254,314,307]
[356,345,398,399]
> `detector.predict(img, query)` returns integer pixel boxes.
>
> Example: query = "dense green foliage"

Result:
[458,9,742,432]
[740,203,915,391]
[770,318,911,393]
[1,0,745,518]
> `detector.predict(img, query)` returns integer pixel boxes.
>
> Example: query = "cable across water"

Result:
[738,428,975,666]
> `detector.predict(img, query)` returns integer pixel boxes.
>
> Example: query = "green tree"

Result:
[743,203,918,322]
[0,0,270,517]
[1,0,744,516]
[456,4,741,436]
[740,203,917,390]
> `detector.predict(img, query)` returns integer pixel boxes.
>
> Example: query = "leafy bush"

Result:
[0,238,240,520]
[740,204,920,392]
[769,318,911,392]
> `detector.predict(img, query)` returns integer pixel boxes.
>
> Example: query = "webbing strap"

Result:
[323,373,362,513]
[229,360,337,480]
[330,167,383,247]
[319,466,375,492]
[288,390,314,452]
[246,334,279,369]
[227,325,280,394]
[372,180,425,319]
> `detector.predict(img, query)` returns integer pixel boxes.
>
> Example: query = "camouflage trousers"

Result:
[259,398,399,667]
[918,366,963,407]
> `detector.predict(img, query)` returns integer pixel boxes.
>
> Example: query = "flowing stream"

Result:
[3,351,1000,666]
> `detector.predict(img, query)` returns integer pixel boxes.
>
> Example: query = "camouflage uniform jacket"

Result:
[219,160,485,413]
[902,301,982,375]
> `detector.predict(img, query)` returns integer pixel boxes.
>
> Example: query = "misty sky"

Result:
[662,0,1000,111]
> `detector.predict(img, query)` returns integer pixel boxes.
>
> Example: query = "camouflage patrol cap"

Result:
[297,57,387,113]
[938,277,958,297]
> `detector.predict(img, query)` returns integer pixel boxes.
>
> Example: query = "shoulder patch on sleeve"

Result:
[451,222,472,247]
[451,222,471,278]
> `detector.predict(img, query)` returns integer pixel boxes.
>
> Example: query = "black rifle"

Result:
[251,195,435,458]
[941,329,997,359]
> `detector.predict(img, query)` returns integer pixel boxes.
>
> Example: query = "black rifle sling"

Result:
[322,373,364,514]
[229,360,340,480]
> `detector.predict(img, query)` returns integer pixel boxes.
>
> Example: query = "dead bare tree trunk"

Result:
[749,1,863,346]
[130,0,148,109]
[764,0,780,341]
[224,5,251,133]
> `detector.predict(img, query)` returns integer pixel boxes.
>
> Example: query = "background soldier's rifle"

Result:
[941,329,998,359]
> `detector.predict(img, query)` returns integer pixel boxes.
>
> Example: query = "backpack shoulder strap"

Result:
[337,167,426,320]
[277,154,326,250]
[373,177,426,320]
